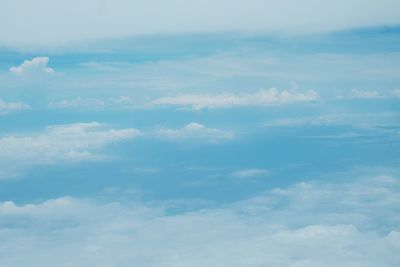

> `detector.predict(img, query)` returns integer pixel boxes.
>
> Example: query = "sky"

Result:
[0,1,400,266]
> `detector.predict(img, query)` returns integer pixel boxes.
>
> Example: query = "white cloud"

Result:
[48,96,136,110]
[231,168,269,178]
[48,97,106,109]
[9,57,55,75]
[1,0,400,49]
[152,89,318,110]
[394,89,400,97]
[48,89,317,111]
[348,89,383,99]
[156,122,235,143]
[0,122,141,178]
[264,112,400,129]
[0,174,399,266]
[264,112,400,142]
[0,99,29,115]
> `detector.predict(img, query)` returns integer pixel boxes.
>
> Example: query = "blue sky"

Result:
[1,1,400,266]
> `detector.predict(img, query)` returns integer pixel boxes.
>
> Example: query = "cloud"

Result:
[152,89,318,110]
[394,89,400,97]
[48,96,136,110]
[0,122,141,178]
[48,89,317,111]
[264,112,400,129]
[264,112,400,142]
[0,173,399,266]
[336,88,400,100]
[347,89,384,99]
[48,97,106,109]
[156,122,235,143]
[231,168,269,178]
[0,99,30,115]
[9,57,55,75]
[1,0,400,49]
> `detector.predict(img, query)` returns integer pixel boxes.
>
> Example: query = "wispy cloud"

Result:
[48,96,136,110]
[264,112,400,129]
[349,89,383,99]
[156,122,235,143]
[0,99,29,115]
[0,122,141,179]
[152,89,318,110]
[264,112,400,143]
[231,168,269,178]
[337,88,400,100]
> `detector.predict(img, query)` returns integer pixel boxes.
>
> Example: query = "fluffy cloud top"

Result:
[156,122,235,143]
[9,57,55,75]
[152,89,318,110]
[1,0,400,48]
[0,174,399,266]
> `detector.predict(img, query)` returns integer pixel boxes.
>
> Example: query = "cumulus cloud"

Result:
[1,0,400,48]
[9,57,55,75]
[0,99,30,115]
[0,122,140,178]
[0,174,399,266]
[152,89,318,110]
[156,122,235,143]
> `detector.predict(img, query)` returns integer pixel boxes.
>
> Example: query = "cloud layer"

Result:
[1,0,400,48]
[0,173,399,267]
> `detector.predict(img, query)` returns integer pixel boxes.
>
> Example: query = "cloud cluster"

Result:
[0,174,399,266]
[9,57,55,75]
[0,123,140,178]
[152,89,318,110]
[156,122,235,143]
[0,99,29,115]
[0,122,237,178]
